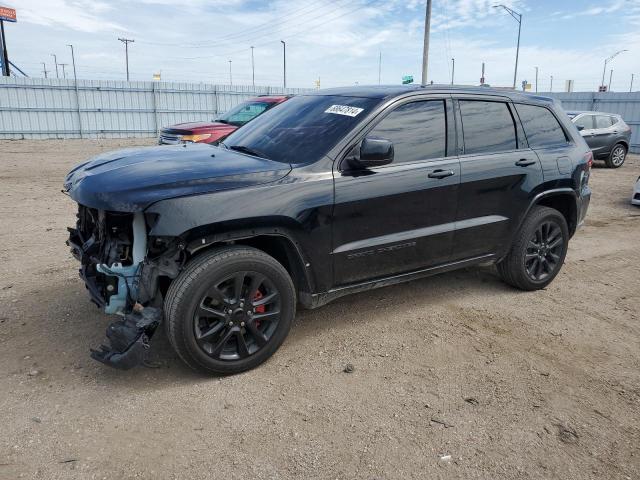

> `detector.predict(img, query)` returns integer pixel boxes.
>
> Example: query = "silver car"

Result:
[567,111,632,168]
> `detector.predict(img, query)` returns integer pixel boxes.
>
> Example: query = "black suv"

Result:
[65,86,592,374]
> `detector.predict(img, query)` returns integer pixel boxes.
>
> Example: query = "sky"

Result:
[3,0,640,92]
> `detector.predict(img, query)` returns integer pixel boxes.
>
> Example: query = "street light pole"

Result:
[41,62,48,78]
[280,40,286,89]
[51,54,59,79]
[601,49,627,91]
[228,60,232,86]
[378,51,382,85]
[534,66,538,92]
[250,46,255,88]
[421,0,432,85]
[609,69,613,92]
[493,4,522,89]
[67,45,78,82]
[550,75,553,92]
[451,58,455,84]
[631,73,635,92]
[59,63,68,79]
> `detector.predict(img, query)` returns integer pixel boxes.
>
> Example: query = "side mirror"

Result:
[349,137,394,169]
[576,125,585,131]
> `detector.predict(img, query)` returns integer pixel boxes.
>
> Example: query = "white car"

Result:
[633,176,640,206]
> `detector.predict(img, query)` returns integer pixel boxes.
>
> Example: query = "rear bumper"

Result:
[577,185,591,228]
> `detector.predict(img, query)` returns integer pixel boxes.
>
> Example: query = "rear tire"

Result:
[164,246,296,375]
[497,206,569,291]
[605,143,626,168]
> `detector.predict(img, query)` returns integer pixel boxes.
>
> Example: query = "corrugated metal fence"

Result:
[0,77,312,139]
[542,91,640,153]
[1,78,638,153]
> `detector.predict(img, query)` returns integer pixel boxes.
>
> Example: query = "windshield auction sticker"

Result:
[324,105,364,117]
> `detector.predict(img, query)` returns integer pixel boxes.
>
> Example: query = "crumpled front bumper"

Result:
[90,306,162,370]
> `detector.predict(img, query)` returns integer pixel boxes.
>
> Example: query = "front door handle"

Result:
[428,169,455,179]
[515,159,536,167]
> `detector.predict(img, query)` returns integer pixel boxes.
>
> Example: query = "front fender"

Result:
[145,171,335,292]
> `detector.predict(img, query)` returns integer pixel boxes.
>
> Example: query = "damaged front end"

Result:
[67,205,183,369]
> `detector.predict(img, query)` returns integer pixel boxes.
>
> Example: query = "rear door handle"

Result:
[515,159,536,167]
[428,169,455,179]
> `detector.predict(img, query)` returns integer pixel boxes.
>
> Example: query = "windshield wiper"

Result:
[228,145,270,159]
[215,119,230,124]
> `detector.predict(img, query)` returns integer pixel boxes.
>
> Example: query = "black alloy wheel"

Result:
[194,271,281,360]
[497,206,569,291]
[524,221,564,282]
[164,246,296,375]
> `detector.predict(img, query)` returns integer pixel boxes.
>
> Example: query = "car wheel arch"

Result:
[515,189,578,241]
[182,227,315,296]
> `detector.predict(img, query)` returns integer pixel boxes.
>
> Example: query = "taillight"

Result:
[584,151,593,170]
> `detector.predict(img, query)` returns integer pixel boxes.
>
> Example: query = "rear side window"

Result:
[515,104,568,148]
[574,114,594,130]
[595,115,613,129]
[459,100,517,155]
[368,100,447,164]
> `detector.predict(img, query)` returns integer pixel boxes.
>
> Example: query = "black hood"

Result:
[64,143,292,212]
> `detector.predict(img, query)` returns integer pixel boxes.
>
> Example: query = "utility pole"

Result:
[67,45,78,82]
[631,73,635,92]
[118,38,134,81]
[59,63,68,79]
[421,0,432,85]
[51,54,59,79]
[280,40,286,89]
[378,51,382,85]
[535,66,538,92]
[550,75,553,92]
[250,46,255,88]
[608,69,613,92]
[451,58,455,84]
[228,60,232,85]
[41,62,49,78]
[601,50,627,90]
[493,5,522,89]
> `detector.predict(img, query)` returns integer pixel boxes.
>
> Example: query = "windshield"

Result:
[216,100,273,127]
[221,94,382,164]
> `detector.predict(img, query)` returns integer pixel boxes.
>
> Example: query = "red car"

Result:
[158,95,290,145]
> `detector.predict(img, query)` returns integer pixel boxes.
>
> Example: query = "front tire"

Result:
[605,143,626,168]
[497,206,569,291]
[164,246,296,375]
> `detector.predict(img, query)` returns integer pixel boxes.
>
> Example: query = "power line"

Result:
[137,0,342,49]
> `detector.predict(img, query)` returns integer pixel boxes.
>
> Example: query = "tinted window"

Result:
[515,104,568,148]
[595,115,613,129]
[574,114,594,130]
[217,101,271,126]
[367,100,446,164]
[223,95,382,164]
[459,101,517,154]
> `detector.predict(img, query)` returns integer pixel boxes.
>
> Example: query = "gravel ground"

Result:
[1,139,639,480]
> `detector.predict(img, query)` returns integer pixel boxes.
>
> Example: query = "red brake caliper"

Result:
[253,290,266,327]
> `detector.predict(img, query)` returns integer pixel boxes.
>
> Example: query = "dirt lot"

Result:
[1,139,639,479]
